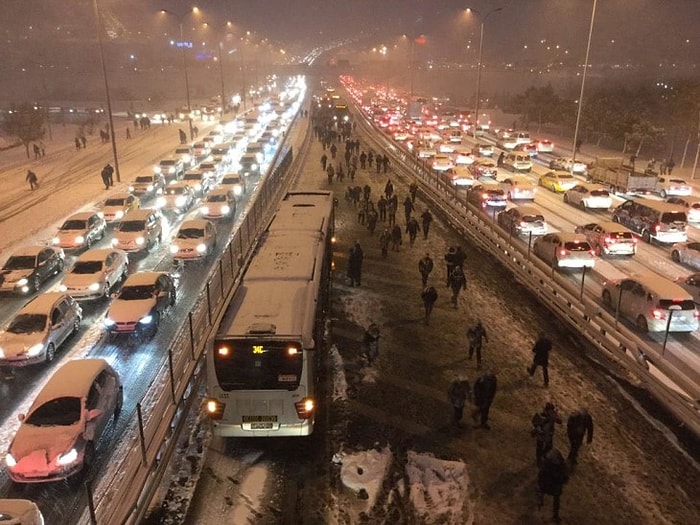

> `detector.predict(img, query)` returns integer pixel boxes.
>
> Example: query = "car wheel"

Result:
[642,230,651,243]
[72,317,80,335]
[596,244,603,257]
[563,194,569,203]
[636,315,649,332]
[602,289,612,306]
[671,250,681,263]
[82,442,96,477]
[32,275,42,293]
[551,185,557,193]
[56,258,65,273]
[45,343,56,363]
[660,190,667,198]
[103,282,111,299]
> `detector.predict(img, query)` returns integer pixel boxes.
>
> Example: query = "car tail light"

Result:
[559,249,568,256]
[694,310,700,320]
[604,236,615,245]
[651,309,666,320]
[589,249,596,256]
[205,399,225,420]
[294,397,315,419]
[655,224,661,232]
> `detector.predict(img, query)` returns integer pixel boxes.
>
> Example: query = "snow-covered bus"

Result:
[205,191,334,437]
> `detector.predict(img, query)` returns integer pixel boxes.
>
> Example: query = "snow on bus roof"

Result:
[269,191,333,232]
[245,231,322,282]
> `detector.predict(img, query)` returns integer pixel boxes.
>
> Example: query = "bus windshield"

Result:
[213,340,303,391]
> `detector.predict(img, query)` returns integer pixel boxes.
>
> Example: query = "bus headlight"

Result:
[136,237,145,245]
[205,399,225,420]
[196,243,207,253]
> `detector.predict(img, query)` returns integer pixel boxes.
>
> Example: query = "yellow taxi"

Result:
[538,170,577,193]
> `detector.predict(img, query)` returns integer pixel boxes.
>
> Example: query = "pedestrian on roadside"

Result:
[326,164,335,185]
[421,285,438,324]
[367,151,374,168]
[384,179,394,199]
[667,157,675,175]
[418,253,434,286]
[471,372,497,429]
[33,143,41,160]
[453,246,467,271]
[566,409,594,465]
[363,323,380,365]
[321,153,328,170]
[387,198,397,227]
[80,135,87,148]
[531,402,562,466]
[26,170,39,190]
[377,195,387,221]
[406,217,420,246]
[101,163,114,190]
[382,154,390,174]
[537,448,569,524]
[497,151,504,167]
[75,137,82,151]
[357,205,366,225]
[363,184,371,202]
[366,207,378,235]
[360,151,367,169]
[330,143,337,159]
[347,241,364,287]
[467,320,488,369]
[379,228,390,258]
[448,265,467,308]
[409,182,418,202]
[420,209,433,239]
[403,196,414,224]
[39,141,46,157]
[444,246,457,286]
[126,127,131,139]
[448,376,471,425]
[390,224,402,251]
[528,332,552,387]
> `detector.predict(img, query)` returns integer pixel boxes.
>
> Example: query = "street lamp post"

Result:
[469,7,502,139]
[571,0,598,169]
[160,8,198,140]
[93,0,120,182]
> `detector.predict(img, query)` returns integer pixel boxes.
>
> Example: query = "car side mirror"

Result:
[87,408,103,421]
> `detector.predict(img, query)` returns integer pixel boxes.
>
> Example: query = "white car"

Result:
[170,220,217,260]
[429,154,455,172]
[201,189,237,220]
[111,209,164,253]
[549,157,588,175]
[667,196,700,222]
[675,273,700,305]
[51,212,106,251]
[157,182,195,213]
[0,292,81,368]
[500,176,536,200]
[446,167,477,187]
[219,172,247,196]
[671,242,700,270]
[59,249,129,300]
[104,272,176,337]
[575,221,637,257]
[533,233,595,269]
[656,177,692,198]
[451,146,476,166]
[5,359,122,483]
[99,193,140,223]
[536,139,554,153]
[497,205,547,236]
[564,183,612,209]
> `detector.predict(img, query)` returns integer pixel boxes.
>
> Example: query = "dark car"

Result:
[0,246,65,294]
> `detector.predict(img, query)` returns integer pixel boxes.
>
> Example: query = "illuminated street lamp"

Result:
[467,7,503,139]
[92,0,120,182]
[159,7,200,140]
[202,20,233,116]
[571,0,598,170]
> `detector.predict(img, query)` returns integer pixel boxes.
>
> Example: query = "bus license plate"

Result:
[250,422,274,430]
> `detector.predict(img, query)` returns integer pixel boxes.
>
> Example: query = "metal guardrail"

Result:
[78,129,304,524]
[359,117,700,438]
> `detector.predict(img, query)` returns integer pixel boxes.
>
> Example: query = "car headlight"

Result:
[27,343,44,357]
[5,453,16,467]
[147,184,155,191]
[200,206,209,215]
[75,235,85,244]
[128,185,135,192]
[57,448,78,466]
[139,314,153,324]
[16,277,28,286]
[59,284,68,292]
[194,183,202,191]
[115,210,124,219]
[52,237,60,245]
[251,163,258,170]
[136,237,145,245]
[233,186,242,196]
[170,245,179,254]
[196,243,207,253]
[104,318,115,327]
[154,166,162,174]
[155,197,166,208]
[111,238,118,246]
[97,211,104,219]
[221,205,230,214]
[0,347,5,358]
[175,196,186,206]
[88,282,101,291]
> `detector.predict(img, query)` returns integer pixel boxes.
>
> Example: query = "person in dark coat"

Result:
[360,151,367,169]
[178,129,187,144]
[101,163,114,189]
[448,376,471,425]
[448,265,467,308]
[531,402,562,466]
[421,285,438,324]
[467,320,488,369]
[528,332,552,387]
[347,241,363,287]
[384,179,394,199]
[471,372,497,429]
[403,196,414,224]
[330,143,337,159]
[420,209,433,239]
[537,448,569,523]
[497,151,505,167]
[453,246,467,270]
[444,246,457,286]
[367,151,374,168]
[75,137,82,151]
[379,228,390,258]
[320,153,328,170]
[418,253,433,286]
[409,182,418,202]
[406,217,420,246]
[377,195,387,221]
[366,207,378,235]
[26,170,39,190]
[566,409,594,464]
[363,323,380,365]
[382,154,390,174]
[390,224,402,251]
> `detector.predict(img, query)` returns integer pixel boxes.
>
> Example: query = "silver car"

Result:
[671,242,700,270]
[574,221,637,257]
[675,273,700,305]
[0,292,82,367]
[497,205,547,236]
[51,212,106,251]
[533,232,595,269]
[59,248,129,300]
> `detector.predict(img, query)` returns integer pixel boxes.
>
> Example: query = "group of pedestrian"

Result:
[74,135,87,150]
[32,142,46,159]
[447,371,498,430]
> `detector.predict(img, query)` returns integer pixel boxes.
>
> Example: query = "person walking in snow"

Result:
[384,179,394,200]
[421,285,438,324]
[448,265,467,308]
[537,448,569,524]
[379,228,391,258]
[448,376,471,425]
[409,181,418,203]
[566,409,594,464]
[420,209,433,239]
[403,195,414,224]
[390,224,402,251]
[406,217,420,246]
[418,253,434,286]
[528,332,552,387]
[363,323,380,365]
[347,241,364,287]
[26,170,39,190]
[471,372,497,429]
[377,195,387,221]
[321,153,328,170]
[467,320,488,369]
[532,402,562,467]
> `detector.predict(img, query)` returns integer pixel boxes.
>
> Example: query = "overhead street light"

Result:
[467,6,503,139]
[159,7,200,140]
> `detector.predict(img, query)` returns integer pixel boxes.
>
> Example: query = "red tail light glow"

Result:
[651,309,666,320]
[559,249,568,256]
[294,397,315,419]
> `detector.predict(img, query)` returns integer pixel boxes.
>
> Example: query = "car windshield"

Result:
[178,228,204,239]
[609,231,634,240]
[25,397,81,426]
[175,148,190,155]
[523,215,545,223]
[484,189,504,196]
[104,198,125,206]
[564,241,591,251]
[222,178,239,184]
[118,220,146,232]
[184,174,201,181]
[160,160,176,167]
[135,176,153,183]
[71,261,103,274]
[60,220,87,230]
[661,212,687,224]
[200,164,215,170]
[557,174,574,180]
[591,190,609,196]
[207,194,227,202]
[669,179,686,184]
[119,284,155,300]
[7,313,47,334]
[3,255,36,270]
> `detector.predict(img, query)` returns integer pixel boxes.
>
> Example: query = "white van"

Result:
[602,274,699,332]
